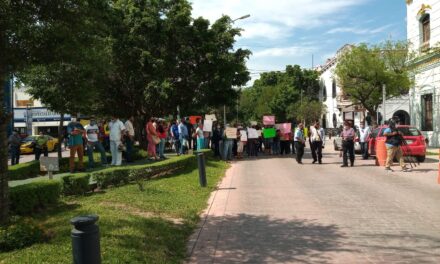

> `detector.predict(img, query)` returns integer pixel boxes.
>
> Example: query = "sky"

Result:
[189,0,407,84]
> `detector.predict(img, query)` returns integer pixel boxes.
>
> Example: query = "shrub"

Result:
[0,217,47,252]
[10,180,62,215]
[8,161,41,181]
[62,173,91,195]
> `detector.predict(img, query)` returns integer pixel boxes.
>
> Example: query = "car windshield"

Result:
[397,127,421,136]
[22,136,35,142]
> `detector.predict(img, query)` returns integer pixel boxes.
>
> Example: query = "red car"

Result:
[367,125,427,162]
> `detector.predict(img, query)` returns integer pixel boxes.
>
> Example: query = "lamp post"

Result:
[223,14,251,126]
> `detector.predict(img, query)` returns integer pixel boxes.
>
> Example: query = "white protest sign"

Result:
[240,130,248,141]
[205,114,217,121]
[247,128,258,139]
[203,120,213,132]
[225,127,238,139]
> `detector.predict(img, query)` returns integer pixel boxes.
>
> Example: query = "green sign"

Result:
[263,128,276,138]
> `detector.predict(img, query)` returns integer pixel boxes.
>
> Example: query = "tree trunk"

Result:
[0,72,10,224]
[57,112,64,159]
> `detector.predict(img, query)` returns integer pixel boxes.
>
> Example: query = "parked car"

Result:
[20,135,59,154]
[333,135,361,153]
[367,125,426,162]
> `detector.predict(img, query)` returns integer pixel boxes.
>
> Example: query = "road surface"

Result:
[187,146,440,263]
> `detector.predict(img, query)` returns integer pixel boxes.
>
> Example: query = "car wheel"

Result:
[416,156,425,162]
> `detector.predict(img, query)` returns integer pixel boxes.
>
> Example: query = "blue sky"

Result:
[190,0,407,83]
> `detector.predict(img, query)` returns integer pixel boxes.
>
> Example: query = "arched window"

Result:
[332,79,337,98]
[421,14,430,50]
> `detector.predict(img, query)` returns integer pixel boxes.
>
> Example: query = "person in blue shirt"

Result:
[383,119,411,172]
[178,118,189,155]
[294,123,305,164]
[170,120,181,155]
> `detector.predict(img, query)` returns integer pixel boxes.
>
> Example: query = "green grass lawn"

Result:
[0,158,228,264]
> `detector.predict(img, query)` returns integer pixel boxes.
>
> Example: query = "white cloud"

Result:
[189,0,367,40]
[253,46,318,58]
[326,24,394,35]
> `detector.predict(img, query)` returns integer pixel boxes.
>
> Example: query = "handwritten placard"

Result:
[203,120,213,132]
[277,123,291,134]
[247,128,258,139]
[263,115,275,125]
[256,130,262,137]
[240,130,248,141]
[205,114,217,121]
[225,127,238,139]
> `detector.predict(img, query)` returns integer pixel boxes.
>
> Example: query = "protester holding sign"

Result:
[223,125,236,161]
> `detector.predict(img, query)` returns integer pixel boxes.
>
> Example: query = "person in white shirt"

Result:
[85,117,107,168]
[359,122,370,160]
[124,116,135,163]
[310,121,325,164]
[108,116,126,166]
[195,123,204,151]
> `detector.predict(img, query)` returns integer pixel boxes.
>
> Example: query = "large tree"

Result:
[98,0,250,143]
[335,41,412,124]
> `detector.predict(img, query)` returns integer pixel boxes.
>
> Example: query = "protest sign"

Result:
[250,121,258,126]
[263,128,276,138]
[225,127,238,139]
[205,114,217,121]
[240,130,248,141]
[203,120,213,132]
[247,128,258,139]
[189,116,202,125]
[263,115,275,125]
[256,130,262,137]
[277,123,291,134]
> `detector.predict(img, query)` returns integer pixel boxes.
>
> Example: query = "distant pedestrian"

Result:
[310,121,325,164]
[223,124,234,161]
[294,123,305,164]
[85,117,107,169]
[67,119,85,172]
[170,120,181,155]
[8,130,21,165]
[195,123,204,151]
[211,124,222,157]
[157,120,167,159]
[185,118,193,150]
[340,121,355,167]
[178,118,189,155]
[109,116,126,166]
[383,120,411,172]
[146,117,159,160]
[359,122,370,160]
[124,116,135,163]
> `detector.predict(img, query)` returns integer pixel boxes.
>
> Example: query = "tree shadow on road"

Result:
[188,213,356,263]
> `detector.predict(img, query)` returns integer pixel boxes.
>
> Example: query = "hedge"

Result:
[61,173,91,195]
[9,180,62,215]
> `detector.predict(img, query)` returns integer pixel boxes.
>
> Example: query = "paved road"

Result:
[187,146,440,263]
[8,149,71,165]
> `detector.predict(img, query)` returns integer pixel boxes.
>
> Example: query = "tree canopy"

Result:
[335,41,412,123]
[239,65,322,123]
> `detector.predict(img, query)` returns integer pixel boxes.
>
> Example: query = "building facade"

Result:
[407,0,440,147]
[318,45,365,130]
[13,86,71,137]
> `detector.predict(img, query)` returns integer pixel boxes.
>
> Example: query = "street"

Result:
[188,144,440,263]
[8,148,71,165]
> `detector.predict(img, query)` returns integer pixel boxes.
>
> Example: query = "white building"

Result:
[318,45,364,130]
[13,85,71,137]
[407,0,440,147]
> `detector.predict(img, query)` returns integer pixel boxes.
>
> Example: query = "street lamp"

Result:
[224,14,251,126]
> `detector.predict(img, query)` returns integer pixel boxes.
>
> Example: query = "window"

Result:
[332,79,336,98]
[422,94,433,131]
[322,84,327,99]
[421,14,430,50]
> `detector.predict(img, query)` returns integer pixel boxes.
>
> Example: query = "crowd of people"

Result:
[7,114,412,173]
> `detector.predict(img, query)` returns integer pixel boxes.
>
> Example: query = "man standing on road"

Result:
[310,121,325,164]
[294,123,305,164]
[359,122,370,160]
[108,116,126,166]
[340,121,355,167]
[67,118,85,173]
[85,117,107,169]
[383,120,411,172]
[124,116,135,163]
[8,130,21,165]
